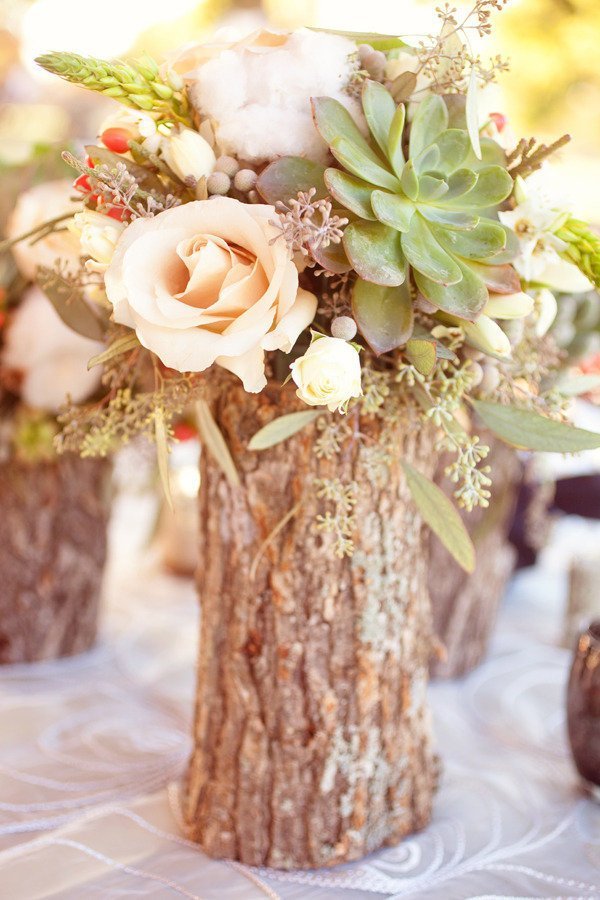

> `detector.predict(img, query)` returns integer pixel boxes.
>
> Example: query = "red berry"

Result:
[106,205,128,221]
[85,155,95,168]
[74,173,91,193]
[173,422,198,442]
[489,112,507,133]
[100,127,133,154]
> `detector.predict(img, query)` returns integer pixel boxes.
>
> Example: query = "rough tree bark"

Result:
[185,383,439,869]
[429,437,521,679]
[0,454,111,664]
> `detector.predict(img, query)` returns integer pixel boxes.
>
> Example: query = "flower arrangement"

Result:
[26,1,600,569]
[0,179,104,461]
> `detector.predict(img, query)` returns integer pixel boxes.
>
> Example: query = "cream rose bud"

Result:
[160,127,216,182]
[7,180,81,281]
[1,286,103,412]
[104,196,317,392]
[291,336,362,413]
[69,210,125,273]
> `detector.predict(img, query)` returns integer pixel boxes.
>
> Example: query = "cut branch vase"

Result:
[0,454,111,664]
[184,382,439,869]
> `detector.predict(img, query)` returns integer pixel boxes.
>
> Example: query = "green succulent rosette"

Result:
[258,82,519,354]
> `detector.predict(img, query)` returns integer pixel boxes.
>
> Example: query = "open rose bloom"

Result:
[105,197,316,391]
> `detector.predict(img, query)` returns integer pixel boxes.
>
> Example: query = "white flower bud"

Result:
[484,291,535,320]
[331,316,357,341]
[462,315,512,359]
[480,362,501,394]
[290,336,362,413]
[161,127,216,182]
[534,288,558,337]
[68,209,125,273]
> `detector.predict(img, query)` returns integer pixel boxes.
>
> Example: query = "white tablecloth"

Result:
[0,493,599,899]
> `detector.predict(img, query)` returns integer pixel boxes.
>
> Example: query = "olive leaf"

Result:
[196,400,240,486]
[87,333,139,370]
[472,399,600,452]
[37,265,107,341]
[248,410,320,451]
[402,461,475,573]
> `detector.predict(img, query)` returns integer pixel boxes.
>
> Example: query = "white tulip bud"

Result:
[534,288,558,337]
[331,316,357,341]
[484,291,535,320]
[290,336,362,413]
[462,315,512,359]
[161,127,216,182]
[68,209,125,273]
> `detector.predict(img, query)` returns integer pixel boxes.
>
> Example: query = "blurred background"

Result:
[0,0,599,222]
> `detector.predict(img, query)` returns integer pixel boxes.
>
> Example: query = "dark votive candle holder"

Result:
[567,620,600,801]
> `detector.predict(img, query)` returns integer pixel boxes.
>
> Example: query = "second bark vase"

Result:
[184,383,438,869]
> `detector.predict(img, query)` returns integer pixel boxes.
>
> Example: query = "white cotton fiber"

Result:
[187,30,362,164]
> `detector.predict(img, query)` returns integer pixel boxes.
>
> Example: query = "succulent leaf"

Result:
[418,174,449,202]
[387,104,406,177]
[371,190,415,233]
[311,97,377,163]
[403,214,463,285]
[447,165,512,209]
[433,130,470,174]
[324,169,376,220]
[409,94,449,159]
[362,80,397,156]
[431,220,507,260]
[415,260,488,319]
[400,159,419,201]
[257,157,327,204]
[331,136,400,191]
[344,221,406,286]
[352,279,413,354]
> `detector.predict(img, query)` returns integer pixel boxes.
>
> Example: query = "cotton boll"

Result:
[1,286,103,412]
[185,29,361,164]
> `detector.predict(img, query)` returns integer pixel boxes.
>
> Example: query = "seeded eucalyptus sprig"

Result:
[36,52,192,126]
[555,218,600,290]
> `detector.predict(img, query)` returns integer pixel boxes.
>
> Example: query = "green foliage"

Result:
[196,399,240,488]
[401,460,476,573]
[248,409,320,450]
[36,52,192,126]
[472,399,600,452]
[555,218,600,290]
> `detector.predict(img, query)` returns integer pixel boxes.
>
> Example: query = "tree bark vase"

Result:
[0,454,111,664]
[429,439,520,679]
[184,383,438,869]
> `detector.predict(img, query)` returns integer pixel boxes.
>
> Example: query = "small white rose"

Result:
[290,336,362,413]
[69,209,126,273]
[160,127,216,182]
[1,286,103,412]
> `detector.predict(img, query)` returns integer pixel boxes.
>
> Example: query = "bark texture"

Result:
[185,383,438,869]
[429,438,520,679]
[0,454,111,664]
